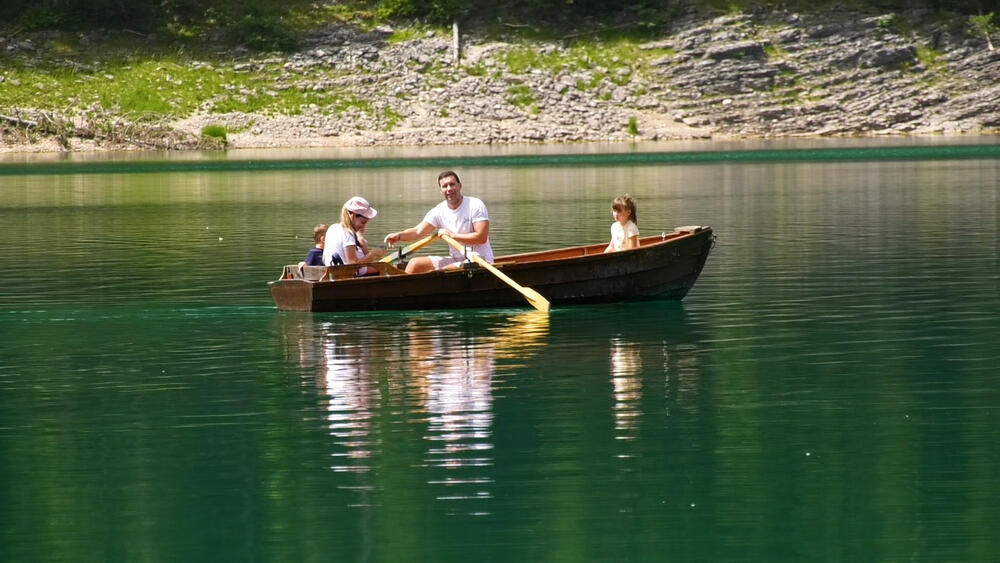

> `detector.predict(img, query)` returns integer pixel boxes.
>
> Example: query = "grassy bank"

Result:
[0,7,673,148]
[2,2,997,150]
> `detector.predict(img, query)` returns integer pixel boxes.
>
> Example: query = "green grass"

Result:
[285,1,379,32]
[764,44,788,60]
[464,63,488,76]
[497,37,667,97]
[383,107,403,130]
[692,0,753,15]
[113,85,173,114]
[692,0,910,16]
[0,46,384,120]
[500,48,561,74]
[500,39,658,75]
[506,84,535,109]
[2,58,210,116]
[201,124,228,140]
[387,25,440,43]
[915,45,943,68]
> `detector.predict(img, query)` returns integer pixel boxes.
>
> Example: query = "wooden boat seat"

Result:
[327,262,405,279]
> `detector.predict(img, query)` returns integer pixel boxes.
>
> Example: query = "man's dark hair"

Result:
[438,170,461,184]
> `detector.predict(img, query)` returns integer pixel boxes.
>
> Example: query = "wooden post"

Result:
[452,20,461,67]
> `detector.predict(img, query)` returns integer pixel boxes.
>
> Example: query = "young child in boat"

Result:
[298,223,328,271]
[604,194,639,253]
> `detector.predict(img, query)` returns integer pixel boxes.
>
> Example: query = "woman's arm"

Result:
[343,238,385,264]
[342,244,361,264]
[357,247,386,263]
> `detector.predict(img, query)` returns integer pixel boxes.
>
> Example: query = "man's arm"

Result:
[439,220,489,247]
[384,221,435,246]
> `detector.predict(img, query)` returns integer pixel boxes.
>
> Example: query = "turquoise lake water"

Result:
[1,139,998,561]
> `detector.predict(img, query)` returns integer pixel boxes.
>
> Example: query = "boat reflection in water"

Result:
[277,310,550,513]
[607,330,704,450]
[319,330,379,471]
[277,303,706,513]
[586,303,708,461]
[610,337,643,440]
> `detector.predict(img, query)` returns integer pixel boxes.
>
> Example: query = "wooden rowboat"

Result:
[269,226,715,312]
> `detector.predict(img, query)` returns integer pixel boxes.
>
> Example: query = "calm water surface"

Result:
[1,140,998,562]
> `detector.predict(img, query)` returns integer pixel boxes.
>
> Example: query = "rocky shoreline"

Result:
[3,9,999,153]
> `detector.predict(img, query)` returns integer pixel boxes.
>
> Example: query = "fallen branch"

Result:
[2,109,199,150]
[0,112,38,128]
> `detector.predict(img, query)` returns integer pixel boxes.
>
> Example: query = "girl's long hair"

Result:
[339,205,367,248]
[612,194,637,225]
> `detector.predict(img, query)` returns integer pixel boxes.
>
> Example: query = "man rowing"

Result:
[383,170,494,274]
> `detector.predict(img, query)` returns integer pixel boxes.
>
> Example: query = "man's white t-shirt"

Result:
[422,196,494,262]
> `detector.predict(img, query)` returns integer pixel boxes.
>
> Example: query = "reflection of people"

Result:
[418,325,496,452]
[320,328,378,468]
[323,196,386,272]
[281,311,549,512]
[383,171,494,274]
[610,337,642,437]
[604,194,639,253]
[610,338,643,378]
[298,223,328,271]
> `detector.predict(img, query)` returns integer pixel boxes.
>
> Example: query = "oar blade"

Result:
[522,288,551,313]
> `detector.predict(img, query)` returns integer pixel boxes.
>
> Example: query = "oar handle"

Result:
[379,233,439,263]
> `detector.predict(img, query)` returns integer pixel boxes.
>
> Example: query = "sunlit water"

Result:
[1,140,998,561]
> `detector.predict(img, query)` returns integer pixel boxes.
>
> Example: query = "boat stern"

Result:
[269,278,316,312]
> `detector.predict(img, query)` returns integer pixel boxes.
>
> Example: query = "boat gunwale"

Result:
[268,226,714,311]
[494,228,705,266]
[272,227,711,288]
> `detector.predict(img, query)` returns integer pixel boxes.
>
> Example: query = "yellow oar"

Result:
[440,234,550,313]
[379,233,439,264]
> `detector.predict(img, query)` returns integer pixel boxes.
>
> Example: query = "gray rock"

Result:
[705,41,768,60]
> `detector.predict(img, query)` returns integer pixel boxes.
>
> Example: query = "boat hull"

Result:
[269,226,714,312]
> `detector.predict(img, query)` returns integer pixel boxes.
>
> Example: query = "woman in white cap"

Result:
[323,196,385,270]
